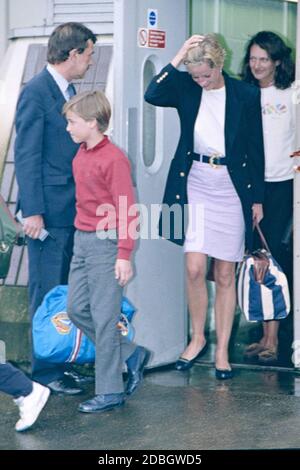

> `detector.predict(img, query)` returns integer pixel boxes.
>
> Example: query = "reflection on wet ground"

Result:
[146,363,300,397]
[1,363,300,450]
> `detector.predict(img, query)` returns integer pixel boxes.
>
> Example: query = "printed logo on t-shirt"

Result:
[262,103,287,116]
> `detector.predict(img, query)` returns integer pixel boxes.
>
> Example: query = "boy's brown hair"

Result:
[63,90,111,133]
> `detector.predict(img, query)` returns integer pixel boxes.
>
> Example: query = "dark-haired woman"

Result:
[241,31,295,364]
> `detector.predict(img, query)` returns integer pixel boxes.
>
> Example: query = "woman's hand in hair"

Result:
[171,35,205,69]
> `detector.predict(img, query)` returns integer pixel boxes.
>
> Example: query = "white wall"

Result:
[9,0,48,31]
[0,0,48,62]
[0,0,8,62]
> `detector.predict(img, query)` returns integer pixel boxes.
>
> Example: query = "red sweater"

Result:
[72,136,136,260]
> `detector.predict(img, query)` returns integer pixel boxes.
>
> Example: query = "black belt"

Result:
[192,152,228,166]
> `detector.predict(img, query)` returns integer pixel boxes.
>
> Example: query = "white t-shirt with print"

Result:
[261,85,296,182]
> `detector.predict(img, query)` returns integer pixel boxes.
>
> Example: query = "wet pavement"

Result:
[1,363,300,450]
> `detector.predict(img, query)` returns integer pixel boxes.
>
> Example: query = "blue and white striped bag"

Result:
[237,224,290,322]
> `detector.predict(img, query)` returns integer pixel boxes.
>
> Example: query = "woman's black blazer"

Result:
[144,63,265,251]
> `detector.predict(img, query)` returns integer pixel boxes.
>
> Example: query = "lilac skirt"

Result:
[184,161,245,262]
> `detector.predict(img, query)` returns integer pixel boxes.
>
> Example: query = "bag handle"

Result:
[254,221,271,253]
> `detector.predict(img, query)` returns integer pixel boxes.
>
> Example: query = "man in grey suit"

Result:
[14,22,97,394]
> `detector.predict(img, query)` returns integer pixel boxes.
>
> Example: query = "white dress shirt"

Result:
[46,64,71,101]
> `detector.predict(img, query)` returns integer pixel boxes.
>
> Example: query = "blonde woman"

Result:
[145,35,265,378]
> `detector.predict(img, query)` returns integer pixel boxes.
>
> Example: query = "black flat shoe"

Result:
[215,368,234,380]
[175,341,209,371]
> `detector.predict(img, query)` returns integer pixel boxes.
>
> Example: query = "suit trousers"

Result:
[27,226,75,384]
[256,180,293,293]
[0,363,32,398]
[67,230,136,395]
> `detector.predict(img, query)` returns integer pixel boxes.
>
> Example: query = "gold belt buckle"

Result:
[209,153,222,169]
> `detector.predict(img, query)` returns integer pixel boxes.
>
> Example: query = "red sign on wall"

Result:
[138,28,166,49]
[148,29,166,48]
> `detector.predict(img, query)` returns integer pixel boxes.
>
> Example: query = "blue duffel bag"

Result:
[33,285,135,364]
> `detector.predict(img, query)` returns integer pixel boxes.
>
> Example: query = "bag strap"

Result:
[254,221,271,253]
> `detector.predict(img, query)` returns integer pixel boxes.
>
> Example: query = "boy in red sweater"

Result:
[63,91,150,413]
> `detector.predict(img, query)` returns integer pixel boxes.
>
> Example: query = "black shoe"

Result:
[126,346,151,396]
[64,371,94,385]
[78,393,124,413]
[215,368,234,380]
[175,341,208,371]
[47,379,83,395]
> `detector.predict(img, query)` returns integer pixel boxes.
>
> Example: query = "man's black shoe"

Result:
[78,393,124,413]
[64,370,94,385]
[126,346,150,396]
[47,379,83,395]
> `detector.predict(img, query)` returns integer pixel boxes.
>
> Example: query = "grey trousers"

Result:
[67,230,136,395]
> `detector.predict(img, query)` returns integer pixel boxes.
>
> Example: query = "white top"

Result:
[261,85,296,182]
[46,64,71,101]
[194,86,226,156]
